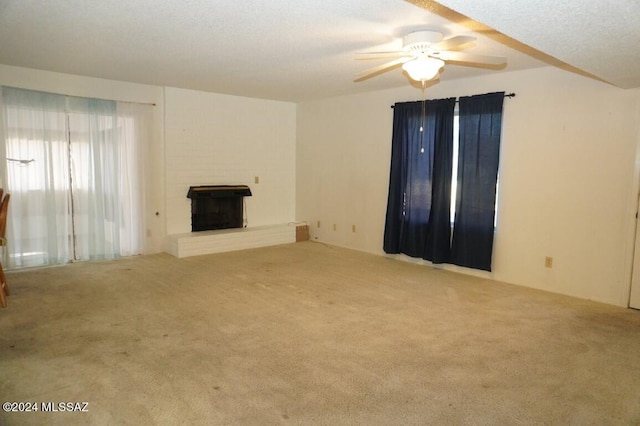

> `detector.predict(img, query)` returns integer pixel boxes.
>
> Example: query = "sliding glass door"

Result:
[1,87,149,268]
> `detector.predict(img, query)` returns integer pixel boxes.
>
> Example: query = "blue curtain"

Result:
[451,92,505,271]
[383,98,456,262]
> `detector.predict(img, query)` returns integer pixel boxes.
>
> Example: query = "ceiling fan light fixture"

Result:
[402,57,445,82]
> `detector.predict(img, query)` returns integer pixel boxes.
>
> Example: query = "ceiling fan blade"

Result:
[437,51,506,66]
[432,35,476,51]
[356,51,412,60]
[354,57,412,82]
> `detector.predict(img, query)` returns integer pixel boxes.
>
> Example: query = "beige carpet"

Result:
[1,241,640,425]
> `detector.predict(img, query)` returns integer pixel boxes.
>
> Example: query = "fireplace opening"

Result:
[187,185,252,232]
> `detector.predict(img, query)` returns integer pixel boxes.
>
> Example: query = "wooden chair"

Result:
[0,193,10,308]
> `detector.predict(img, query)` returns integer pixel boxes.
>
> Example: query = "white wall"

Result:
[0,64,166,253]
[296,66,640,307]
[296,88,402,252]
[163,87,296,236]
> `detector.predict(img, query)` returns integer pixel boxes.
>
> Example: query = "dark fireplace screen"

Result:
[187,185,252,232]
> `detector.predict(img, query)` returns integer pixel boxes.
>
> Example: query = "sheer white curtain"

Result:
[0,86,151,268]
[114,101,150,257]
[1,87,72,267]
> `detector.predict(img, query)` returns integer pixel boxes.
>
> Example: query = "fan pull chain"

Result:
[420,80,426,154]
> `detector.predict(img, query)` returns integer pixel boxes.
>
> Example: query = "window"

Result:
[1,87,151,268]
[384,92,505,271]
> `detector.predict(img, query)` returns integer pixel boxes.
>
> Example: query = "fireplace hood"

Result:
[187,185,252,199]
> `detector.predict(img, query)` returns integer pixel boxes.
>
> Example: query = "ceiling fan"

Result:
[354,30,507,83]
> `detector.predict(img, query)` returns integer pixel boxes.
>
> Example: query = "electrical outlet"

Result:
[352,224,356,232]
[333,224,337,231]
[254,176,260,184]
[545,256,553,268]
[317,221,320,228]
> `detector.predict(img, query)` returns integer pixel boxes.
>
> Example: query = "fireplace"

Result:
[187,185,252,232]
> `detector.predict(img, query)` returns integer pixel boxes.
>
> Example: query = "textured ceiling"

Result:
[0,0,635,102]
[428,0,640,89]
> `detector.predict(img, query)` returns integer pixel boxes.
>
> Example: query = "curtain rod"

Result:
[58,91,157,107]
[390,92,515,108]
[2,85,156,107]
